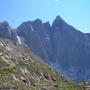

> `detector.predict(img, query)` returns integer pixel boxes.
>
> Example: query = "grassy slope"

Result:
[0,39,84,90]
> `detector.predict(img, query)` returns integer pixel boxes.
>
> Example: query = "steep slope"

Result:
[0,22,16,41]
[51,16,90,82]
[17,20,53,63]
[0,39,84,90]
[0,21,22,44]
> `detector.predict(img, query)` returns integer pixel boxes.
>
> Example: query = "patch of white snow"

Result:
[16,35,22,44]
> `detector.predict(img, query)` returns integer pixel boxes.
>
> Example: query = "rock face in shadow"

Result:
[0,21,18,41]
[0,16,90,82]
[51,16,90,82]
[17,20,54,62]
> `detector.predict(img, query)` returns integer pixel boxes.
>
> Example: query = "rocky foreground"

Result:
[0,38,84,90]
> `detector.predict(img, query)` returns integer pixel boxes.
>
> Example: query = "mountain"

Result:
[16,16,90,82]
[0,38,84,90]
[0,21,18,42]
[0,16,90,82]
[51,16,90,82]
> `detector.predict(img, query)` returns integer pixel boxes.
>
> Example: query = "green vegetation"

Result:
[0,39,84,90]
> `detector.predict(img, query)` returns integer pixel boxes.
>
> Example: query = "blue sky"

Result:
[0,0,90,33]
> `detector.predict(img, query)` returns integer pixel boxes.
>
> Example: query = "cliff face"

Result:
[0,16,90,82]
[0,39,83,90]
[51,16,90,82]
[0,21,18,41]
[16,16,90,82]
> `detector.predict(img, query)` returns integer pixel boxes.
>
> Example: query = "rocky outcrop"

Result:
[0,21,21,43]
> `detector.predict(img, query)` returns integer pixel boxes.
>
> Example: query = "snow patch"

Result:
[16,35,22,44]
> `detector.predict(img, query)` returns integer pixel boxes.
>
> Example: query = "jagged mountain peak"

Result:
[19,21,32,26]
[33,18,42,24]
[0,21,13,39]
[17,19,42,30]
[0,21,9,27]
[52,15,67,29]
[19,19,42,26]
[55,15,63,21]
[44,21,51,28]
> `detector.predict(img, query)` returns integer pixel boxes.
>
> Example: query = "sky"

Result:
[0,0,90,33]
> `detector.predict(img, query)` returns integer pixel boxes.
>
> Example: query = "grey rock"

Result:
[16,16,90,82]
